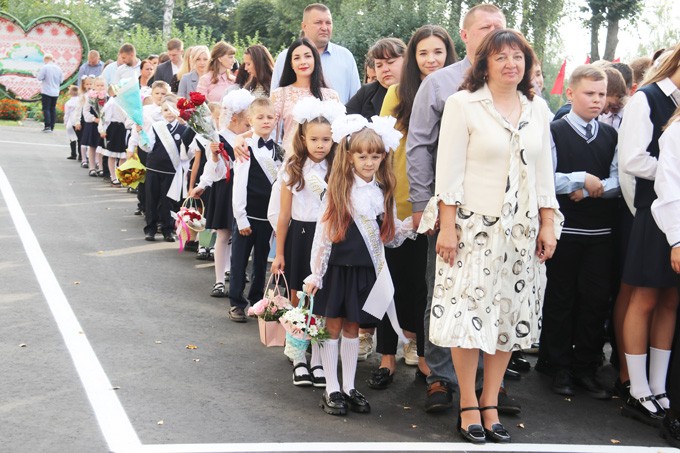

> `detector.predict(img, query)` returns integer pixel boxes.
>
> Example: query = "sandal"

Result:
[88,169,97,177]
[310,365,326,388]
[81,161,89,168]
[111,179,121,186]
[210,282,226,298]
[196,247,209,260]
[97,170,105,177]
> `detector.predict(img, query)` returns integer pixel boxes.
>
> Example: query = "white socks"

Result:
[213,229,231,283]
[320,338,340,394]
[649,347,671,409]
[625,353,659,412]
[341,336,359,394]
[310,342,324,378]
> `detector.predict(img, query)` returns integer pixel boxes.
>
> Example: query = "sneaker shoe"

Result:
[403,341,418,366]
[228,306,247,323]
[358,332,373,361]
[425,380,453,413]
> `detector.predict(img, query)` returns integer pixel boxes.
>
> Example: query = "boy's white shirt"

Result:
[200,129,237,189]
[134,104,163,152]
[150,119,194,201]
[232,132,280,230]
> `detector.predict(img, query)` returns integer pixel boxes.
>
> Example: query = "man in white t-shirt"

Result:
[112,43,141,85]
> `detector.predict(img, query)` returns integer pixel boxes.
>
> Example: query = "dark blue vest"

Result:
[146,123,190,173]
[634,84,676,208]
[551,118,618,232]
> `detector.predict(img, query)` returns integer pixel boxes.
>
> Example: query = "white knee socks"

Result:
[213,229,231,283]
[649,347,671,409]
[341,336,359,394]
[625,353,657,412]
[311,342,324,378]
[320,338,339,394]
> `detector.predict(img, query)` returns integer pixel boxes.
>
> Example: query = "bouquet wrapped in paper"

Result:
[248,272,290,321]
[87,89,107,121]
[280,292,329,361]
[171,198,206,252]
[115,154,146,188]
[114,77,149,147]
[176,92,219,144]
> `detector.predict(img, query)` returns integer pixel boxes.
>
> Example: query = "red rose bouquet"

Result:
[176,91,219,143]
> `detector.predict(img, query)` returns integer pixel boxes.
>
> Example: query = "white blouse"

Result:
[281,158,328,222]
[652,121,680,247]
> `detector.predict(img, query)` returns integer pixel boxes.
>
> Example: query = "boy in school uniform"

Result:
[228,97,283,322]
[538,65,621,399]
[140,93,193,242]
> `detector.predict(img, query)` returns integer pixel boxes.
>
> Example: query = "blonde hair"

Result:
[176,45,194,81]
[642,43,680,87]
[568,64,606,88]
[151,80,171,92]
[323,128,396,243]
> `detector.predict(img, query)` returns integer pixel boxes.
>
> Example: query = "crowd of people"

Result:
[49,2,680,446]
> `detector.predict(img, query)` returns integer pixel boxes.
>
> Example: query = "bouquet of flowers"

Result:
[280,292,329,361]
[248,272,290,321]
[171,198,206,252]
[176,92,219,144]
[87,88,107,120]
[115,154,146,188]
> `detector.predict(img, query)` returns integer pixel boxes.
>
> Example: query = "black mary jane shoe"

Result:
[367,367,394,390]
[320,391,347,416]
[457,407,486,444]
[508,351,531,372]
[621,395,665,427]
[293,363,313,387]
[480,406,511,443]
[309,366,326,388]
[343,389,371,413]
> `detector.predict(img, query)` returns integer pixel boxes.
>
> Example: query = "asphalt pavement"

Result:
[0,123,677,453]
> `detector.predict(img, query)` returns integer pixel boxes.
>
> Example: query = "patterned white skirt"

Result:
[429,208,544,353]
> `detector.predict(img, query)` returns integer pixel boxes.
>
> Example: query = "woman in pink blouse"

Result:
[196,41,237,103]
[271,38,339,153]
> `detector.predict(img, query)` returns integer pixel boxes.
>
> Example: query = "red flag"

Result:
[613,57,620,63]
[551,59,567,95]
[585,56,591,64]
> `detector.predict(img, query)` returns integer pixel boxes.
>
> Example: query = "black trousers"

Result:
[229,218,272,309]
[144,170,175,235]
[137,151,147,211]
[539,234,614,375]
[377,234,428,356]
[41,94,58,130]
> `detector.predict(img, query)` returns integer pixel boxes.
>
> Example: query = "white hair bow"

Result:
[331,114,402,153]
[221,88,255,125]
[292,97,347,125]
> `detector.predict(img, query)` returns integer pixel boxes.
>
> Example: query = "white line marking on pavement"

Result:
[0,165,142,452]
[138,442,676,452]
[0,139,68,148]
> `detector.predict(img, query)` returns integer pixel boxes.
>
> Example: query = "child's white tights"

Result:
[213,229,231,284]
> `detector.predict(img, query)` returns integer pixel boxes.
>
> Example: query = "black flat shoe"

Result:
[343,389,370,413]
[163,233,176,242]
[504,368,521,381]
[480,406,511,442]
[660,413,680,448]
[614,379,631,399]
[457,406,486,444]
[621,395,665,427]
[367,367,394,390]
[573,374,611,400]
[497,387,522,415]
[508,351,531,372]
[551,369,576,396]
[309,365,326,388]
[320,391,347,416]
[293,363,313,387]
[145,232,155,241]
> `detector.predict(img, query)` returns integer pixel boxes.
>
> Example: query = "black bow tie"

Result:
[258,137,274,150]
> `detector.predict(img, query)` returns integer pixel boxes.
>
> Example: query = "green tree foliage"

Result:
[584,0,642,60]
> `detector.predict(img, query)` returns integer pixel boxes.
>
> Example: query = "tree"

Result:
[584,0,642,61]
[163,0,175,40]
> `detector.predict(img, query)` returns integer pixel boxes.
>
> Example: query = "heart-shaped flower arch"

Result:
[0,13,89,102]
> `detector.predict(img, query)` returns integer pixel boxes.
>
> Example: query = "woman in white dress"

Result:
[420,29,561,444]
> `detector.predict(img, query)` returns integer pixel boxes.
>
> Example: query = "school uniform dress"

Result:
[203,131,236,230]
[538,112,620,374]
[98,97,130,158]
[81,103,104,148]
[619,78,679,288]
[143,120,190,235]
[280,159,328,291]
[229,135,283,309]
